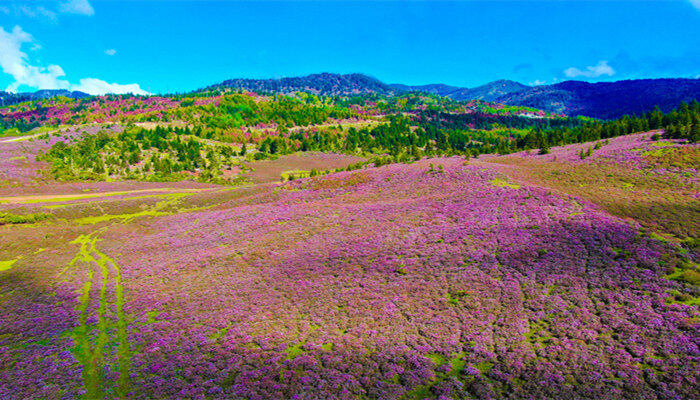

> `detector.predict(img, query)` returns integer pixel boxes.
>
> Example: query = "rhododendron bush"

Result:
[1,156,696,399]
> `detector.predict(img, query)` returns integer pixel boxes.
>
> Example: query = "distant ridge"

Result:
[0,89,89,106]
[205,73,532,102]
[390,80,530,101]
[205,72,399,97]
[389,83,462,97]
[495,78,700,119]
[451,80,531,101]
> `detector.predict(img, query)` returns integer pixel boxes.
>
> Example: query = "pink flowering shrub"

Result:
[1,157,696,399]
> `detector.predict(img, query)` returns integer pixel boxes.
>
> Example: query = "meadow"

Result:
[1,129,697,399]
[0,91,698,399]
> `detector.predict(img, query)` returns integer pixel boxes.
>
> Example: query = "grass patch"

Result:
[280,169,310,181]
[285,343,305,360]
[490,178,520,189]
[0,212,52,225]
[0,259,18,272]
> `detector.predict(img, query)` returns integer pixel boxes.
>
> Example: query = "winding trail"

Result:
[58,188,217,398]
[68,230,131,398]
[0,187,214,205]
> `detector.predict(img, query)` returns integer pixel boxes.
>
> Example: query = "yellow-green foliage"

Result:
[0,259,18,271]
[280,169,310,181]
[490,178,520,189]
[0,212,52,225]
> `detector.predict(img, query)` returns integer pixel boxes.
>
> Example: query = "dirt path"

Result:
[0,187,216,204]
[0,134,48,143]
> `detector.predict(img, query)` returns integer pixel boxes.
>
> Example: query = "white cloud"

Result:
[0,25,66,92]
[59,0,94,16]
[690,0,700,11]
[17,5,57,21]
[0,25,149,96]
[529,79,547,86]
[104,49,117,56]
[564,60,615,79]
[72,78,148,96]
[0,1,93,21]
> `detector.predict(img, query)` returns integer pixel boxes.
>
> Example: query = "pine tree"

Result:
[690,120,700,143]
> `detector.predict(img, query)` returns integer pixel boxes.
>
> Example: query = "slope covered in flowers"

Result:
[1,153,697,399]
[484,131,699,239]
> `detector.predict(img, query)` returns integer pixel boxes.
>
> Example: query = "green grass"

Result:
[67,230,132,398]
[0,259,18,271]
[402,352,468,399]
[285,343,305,360]
[0,125,60,138]
[74,193,215,225]
[281,169,311,181]
[490,178,520,189]
[0,212,52,225]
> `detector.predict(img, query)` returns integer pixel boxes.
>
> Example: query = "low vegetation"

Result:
[0,87,697,400]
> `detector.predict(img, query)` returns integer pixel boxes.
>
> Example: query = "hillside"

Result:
[496,78,700,119]
[1,127,697,399]
[0,88,566,183]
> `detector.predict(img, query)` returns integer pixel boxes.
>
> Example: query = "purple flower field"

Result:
[1,2,699,398]
[1,154,697,399]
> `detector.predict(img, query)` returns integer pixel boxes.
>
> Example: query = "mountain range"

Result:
[205,73,700,119]
[4,74,699,120]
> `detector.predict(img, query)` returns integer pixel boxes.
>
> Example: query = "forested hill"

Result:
[495,78,700,119]
[205,74,530,103]
[203,73,399,97]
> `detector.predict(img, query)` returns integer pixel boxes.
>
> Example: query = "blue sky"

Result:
[0,0,699,95]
